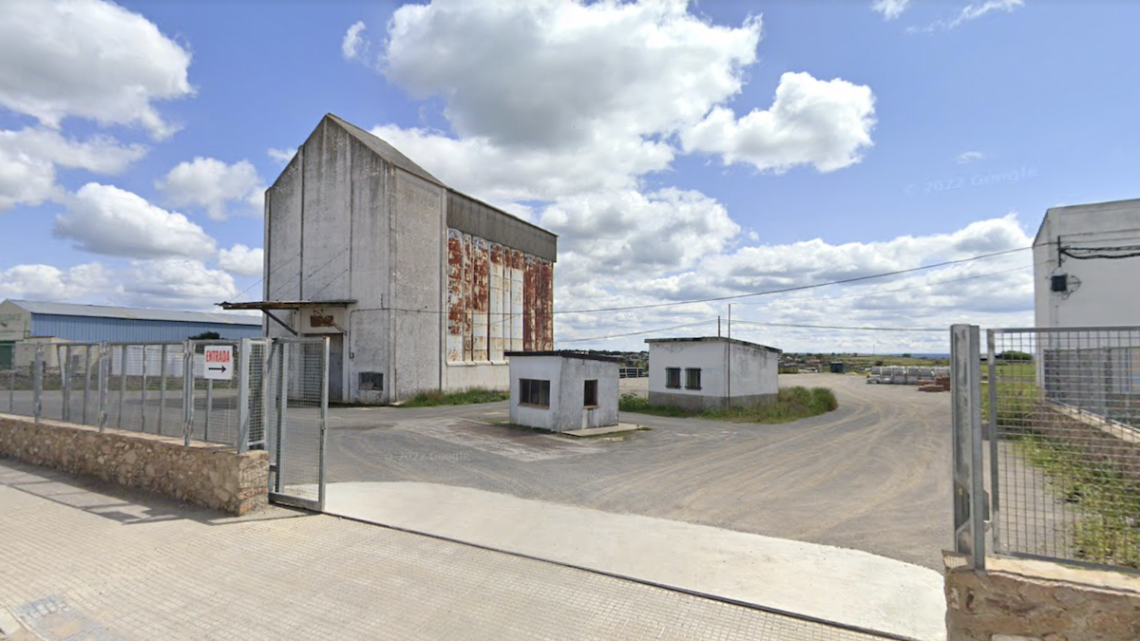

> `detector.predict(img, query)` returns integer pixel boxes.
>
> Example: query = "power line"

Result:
[552,246,1031,315]
[729,320,944,333]
[561,319,718,343]
[732,264,1033,306]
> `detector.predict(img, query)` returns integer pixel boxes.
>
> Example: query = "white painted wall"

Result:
[509,355,619,431]
[647,338,779,409]
[1035,199,1140,329]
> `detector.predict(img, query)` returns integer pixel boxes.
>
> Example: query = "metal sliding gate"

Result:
[266,337,330,511]
[952,323,1140,573]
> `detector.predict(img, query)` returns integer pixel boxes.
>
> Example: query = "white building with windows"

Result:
[645,337,780,411]
[507,351,619,432]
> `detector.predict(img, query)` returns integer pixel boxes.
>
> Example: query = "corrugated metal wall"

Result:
[446,228,553,362]
[30,314,262,342]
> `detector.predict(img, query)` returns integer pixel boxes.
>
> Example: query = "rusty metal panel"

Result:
[489,243,505,361]
[462,232,473,362]
[540,259,554,350]
[446,229,464,362]
[510,249,524,353]
[523,254,536,351]
[472,236,490,360]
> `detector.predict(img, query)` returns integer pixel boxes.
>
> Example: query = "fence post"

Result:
[986,330,1001,555]
[158,344,167,434]
[237,338,252,453]
[318,336,329,511]
[33,343,43,423]
[951,324,986,569]
[183,341,194,447]
[118,344,127,428]
[275,341,289,493]
[97,343,108,431]
[82,344,92,425]
[60,344,71,423]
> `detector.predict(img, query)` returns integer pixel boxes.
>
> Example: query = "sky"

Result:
[1,0,1138,354]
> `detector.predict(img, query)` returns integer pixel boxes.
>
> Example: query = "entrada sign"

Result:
[203,345,234,381]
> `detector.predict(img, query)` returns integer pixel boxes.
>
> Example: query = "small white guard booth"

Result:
[507,351,620,432]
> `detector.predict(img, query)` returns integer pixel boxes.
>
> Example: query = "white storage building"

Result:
[645,337,780,411]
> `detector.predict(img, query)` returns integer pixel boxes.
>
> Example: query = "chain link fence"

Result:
[987,327,1140,571]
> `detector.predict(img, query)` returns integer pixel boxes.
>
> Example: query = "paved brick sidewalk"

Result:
[0,459,886,641]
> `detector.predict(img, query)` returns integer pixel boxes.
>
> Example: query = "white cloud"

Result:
[119,258,238,309]
[0,262,116,301]
[156,157,264,220]
[952,0,1024,27]
[267,147,297,165]
[0,127,147,212]
[906,0,1025,32]
[359,0,764,201]
[0,0,193,139]
[369,124,672,202]
[342,21,367,60]
[872,0,914,20]
[955,151,985,164]
[218,244,264,277]
[553,214,1035,352]
[681,72,877,174]
[53,183,217,259]
[541,189,740,278]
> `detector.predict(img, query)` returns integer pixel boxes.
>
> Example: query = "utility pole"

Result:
[726,303,733,406]
[718,316,721,337]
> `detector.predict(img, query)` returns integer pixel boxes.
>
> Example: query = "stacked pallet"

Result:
[918,376,951,393]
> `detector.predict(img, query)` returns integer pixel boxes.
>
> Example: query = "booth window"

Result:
[584,380,598,407]
[665,367,681,389]
[520,379,550,407]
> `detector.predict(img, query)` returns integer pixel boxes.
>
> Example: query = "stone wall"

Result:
[0,413,267,515]
[945,554,1140,641]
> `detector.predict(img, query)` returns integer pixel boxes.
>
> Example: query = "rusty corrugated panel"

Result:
[462,233,473,362]
[446,229,464,362]
[523,254,536,351]
[489,243,505,361]
[510,249,524,353]
[472,236,490,360]
[540,259,554,350]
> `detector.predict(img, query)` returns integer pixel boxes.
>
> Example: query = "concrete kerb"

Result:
[323,481,946,641]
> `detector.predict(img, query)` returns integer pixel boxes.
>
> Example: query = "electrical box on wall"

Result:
[1051,274,1069,293]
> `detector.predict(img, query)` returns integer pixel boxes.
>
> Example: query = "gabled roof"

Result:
[6,300,261,326]
[325,113,443,187]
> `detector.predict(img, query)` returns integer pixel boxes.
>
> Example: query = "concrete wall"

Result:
[510,356,561,431]
[509,356,618,431]
[647,339,779,410]
[945,554,1140,641]
[392,172,444,400]
[1035,199,1140,330]
[0,414,268,515]
[0,299,31,342]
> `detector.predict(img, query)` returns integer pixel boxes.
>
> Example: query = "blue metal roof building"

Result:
[0,299,263,343]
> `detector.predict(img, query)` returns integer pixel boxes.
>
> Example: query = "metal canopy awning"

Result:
[217,300,356,335]
[218,300,356,311]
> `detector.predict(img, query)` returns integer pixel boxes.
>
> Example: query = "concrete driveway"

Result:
[325,373,952,571]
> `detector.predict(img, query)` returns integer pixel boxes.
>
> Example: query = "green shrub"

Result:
[400,387,509,407]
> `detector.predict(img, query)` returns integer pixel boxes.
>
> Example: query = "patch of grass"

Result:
[618,386,838,424]
[1016,433,1140,569]
[399,387,509,408]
